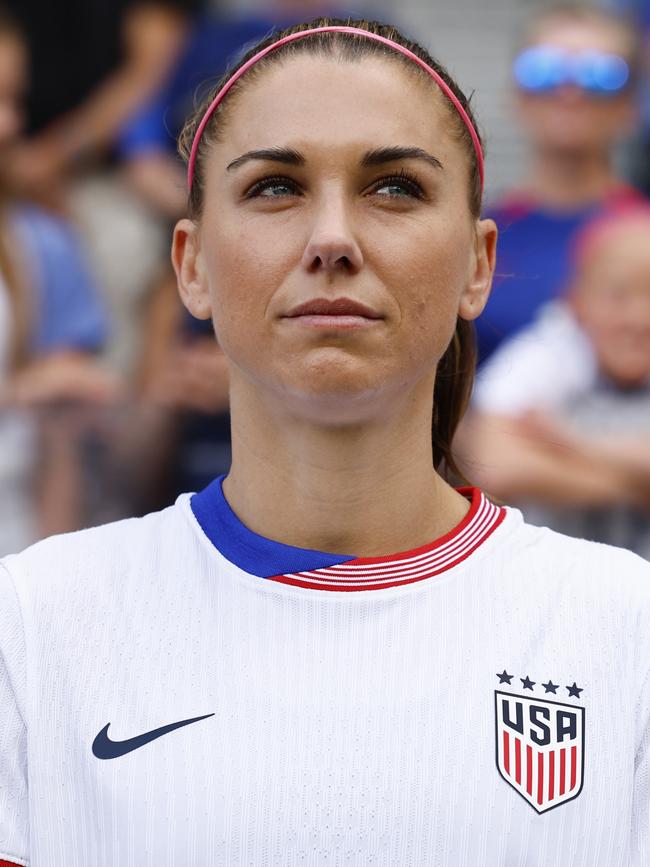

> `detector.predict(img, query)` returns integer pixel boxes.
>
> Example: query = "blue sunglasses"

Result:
[514,45,630,95]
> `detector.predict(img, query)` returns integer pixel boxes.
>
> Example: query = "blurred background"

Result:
[0,0,648,558]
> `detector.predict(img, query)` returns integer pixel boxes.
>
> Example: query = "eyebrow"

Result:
[226,147,305,171]
[361,146,443,171]
[226,145,443,172]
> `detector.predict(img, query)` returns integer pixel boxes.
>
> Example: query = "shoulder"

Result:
[1,496,196,610]
[505,514,650,604]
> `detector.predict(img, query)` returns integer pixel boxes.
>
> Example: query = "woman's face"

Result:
[173,54,496,423]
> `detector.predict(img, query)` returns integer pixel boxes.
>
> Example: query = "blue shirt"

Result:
[119,12,293,159]
[12,205,108,353]
[476,188,644,364]
[118,7,346,159]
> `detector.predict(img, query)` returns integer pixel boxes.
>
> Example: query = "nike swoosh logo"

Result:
[92,713,215,759]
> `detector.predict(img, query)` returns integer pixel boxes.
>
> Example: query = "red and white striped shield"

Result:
[495,690,585,813]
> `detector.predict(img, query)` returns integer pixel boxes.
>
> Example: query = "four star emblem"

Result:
[496,670,584,698]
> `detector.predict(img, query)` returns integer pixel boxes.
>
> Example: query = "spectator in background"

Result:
[477,4,644,364]
[120,0,348,219]
[2,0,201,379]
[457,207,650,558]
[0,7,120,555]
[5,0,198,208]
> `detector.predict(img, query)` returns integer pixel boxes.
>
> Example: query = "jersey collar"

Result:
[191,476,505,591]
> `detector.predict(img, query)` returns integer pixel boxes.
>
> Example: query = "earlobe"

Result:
[171,218,212,320]
[458,218,498,321]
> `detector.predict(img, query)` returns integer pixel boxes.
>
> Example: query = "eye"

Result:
[244,175,302,199]
[370,170,425,200]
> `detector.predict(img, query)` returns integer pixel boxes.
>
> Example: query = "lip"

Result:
[281,297,384,331]
[283,297,383,319]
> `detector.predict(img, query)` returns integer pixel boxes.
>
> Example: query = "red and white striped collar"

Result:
[267,487,506,592]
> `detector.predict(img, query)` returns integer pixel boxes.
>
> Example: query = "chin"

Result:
[236,346,436,423]
[288,347,386,387]
[278,369,408,426]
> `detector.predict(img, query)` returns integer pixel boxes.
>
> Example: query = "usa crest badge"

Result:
[495,684,585,813]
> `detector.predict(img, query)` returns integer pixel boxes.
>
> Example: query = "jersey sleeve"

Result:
[0,564,29,866]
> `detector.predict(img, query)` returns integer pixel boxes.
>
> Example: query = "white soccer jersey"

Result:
[1,478,650,866]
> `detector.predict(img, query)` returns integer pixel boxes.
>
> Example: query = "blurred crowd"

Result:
[0,0,648,559]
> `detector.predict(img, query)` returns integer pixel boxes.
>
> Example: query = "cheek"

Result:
[202,224,294,345]
[392,228,467,337]
[414,286,460,367]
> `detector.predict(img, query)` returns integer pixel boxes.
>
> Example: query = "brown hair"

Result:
[177,17,484,479]
[0,5,28,369]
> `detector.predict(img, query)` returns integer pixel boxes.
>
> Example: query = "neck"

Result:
[525,146,619,209]
[222,375,470,557]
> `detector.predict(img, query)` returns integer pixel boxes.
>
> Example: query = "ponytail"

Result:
[432,318,476,480]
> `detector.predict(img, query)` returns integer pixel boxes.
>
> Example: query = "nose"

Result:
[554,83,588,104]
[300,194,364,275]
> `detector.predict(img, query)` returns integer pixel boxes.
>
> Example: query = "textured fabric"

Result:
[1,492,650,865]
[0,574,27,866]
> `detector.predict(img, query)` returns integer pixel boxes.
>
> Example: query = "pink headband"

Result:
[187,25,485,193]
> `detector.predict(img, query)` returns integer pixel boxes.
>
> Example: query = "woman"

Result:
[1,18,649,867]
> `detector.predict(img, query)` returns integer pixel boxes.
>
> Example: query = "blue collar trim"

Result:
[191,476,355,578]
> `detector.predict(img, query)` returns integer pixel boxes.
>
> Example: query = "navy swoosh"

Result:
[92,713,215,759]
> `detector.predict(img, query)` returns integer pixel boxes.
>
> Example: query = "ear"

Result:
[171,218,212,320]
[458,218,498,321]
